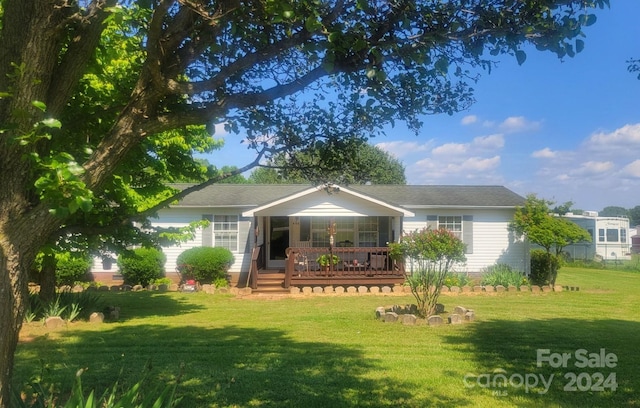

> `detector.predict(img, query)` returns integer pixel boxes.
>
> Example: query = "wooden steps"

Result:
[254,270,288,294]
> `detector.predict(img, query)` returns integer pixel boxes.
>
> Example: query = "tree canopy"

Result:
[249,142,406,184]
[0,0,611,403]
[510,195,592,256]
[509,195,592,286]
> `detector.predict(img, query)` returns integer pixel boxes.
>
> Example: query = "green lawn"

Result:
[14,267,640,407]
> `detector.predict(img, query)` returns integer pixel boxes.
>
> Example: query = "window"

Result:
[309,217,379,247]
[438,216,462,239]
[598,229,605,242]
[606,228,619,242]
[621,228,627,243]
[213,215,238,251]
[358,217,379,247]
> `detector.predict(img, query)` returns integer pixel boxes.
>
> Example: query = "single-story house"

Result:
[91,184,530,290]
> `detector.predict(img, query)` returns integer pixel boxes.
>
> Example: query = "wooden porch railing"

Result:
[284,246,404,288]
[248,244,264,289]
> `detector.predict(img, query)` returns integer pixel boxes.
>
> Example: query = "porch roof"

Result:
[241,185,415,217]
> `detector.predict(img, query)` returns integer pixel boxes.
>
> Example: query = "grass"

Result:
[13,267,640,407]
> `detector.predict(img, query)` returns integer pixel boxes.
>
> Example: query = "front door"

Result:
[267,216,289,269]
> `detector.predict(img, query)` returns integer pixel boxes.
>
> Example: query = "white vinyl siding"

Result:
[403,209,527,274]
[148,208,250,274]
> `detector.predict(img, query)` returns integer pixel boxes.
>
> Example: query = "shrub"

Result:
[13,364,180,408]
[443,272,471,287]
[530,249,560,286]
[153,277,173,286]
[398,228,466,317]
[24,292,102,323]
[480,263,528,287]
[176,247,234,283]
[117,247,167,286]
[55,252,92,286]
[213,277,229,288]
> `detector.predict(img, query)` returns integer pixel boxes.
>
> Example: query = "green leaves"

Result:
[580,13,597,27]
[510,195,591,256]
[33,152,94,217]
[515,50,527,66]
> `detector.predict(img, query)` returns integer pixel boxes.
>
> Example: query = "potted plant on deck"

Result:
[316,254,341,272]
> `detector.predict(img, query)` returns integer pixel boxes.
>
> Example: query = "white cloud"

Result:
[572,161,614,176]
[473,134,504,150]
[432,142,468,156]
[453,156,501,172]
[375,140,432,158]
[531,147,558,159]
[461,115,478,125]
[621,160,640,178]
[498,116,541,133]
[585,123,640,152]
[212,122,229,136]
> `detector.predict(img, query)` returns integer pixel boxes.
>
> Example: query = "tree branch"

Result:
[47,0,117,116]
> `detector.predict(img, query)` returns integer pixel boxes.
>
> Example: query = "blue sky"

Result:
[203,2,640,212]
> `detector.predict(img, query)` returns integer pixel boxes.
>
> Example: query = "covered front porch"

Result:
[242,185,413,291]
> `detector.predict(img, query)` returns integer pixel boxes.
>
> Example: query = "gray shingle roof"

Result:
[172,184,524,208]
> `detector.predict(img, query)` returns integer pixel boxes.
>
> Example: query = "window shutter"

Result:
[462,215,473,254]
[202,214,213,246]
[426,215,438,231]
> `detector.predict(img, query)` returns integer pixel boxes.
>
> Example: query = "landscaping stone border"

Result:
[375,303,476,326]
[31,283,570,297]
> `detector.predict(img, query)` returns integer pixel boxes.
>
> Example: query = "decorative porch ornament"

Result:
[327,219,337,271]
[327,220,337,246]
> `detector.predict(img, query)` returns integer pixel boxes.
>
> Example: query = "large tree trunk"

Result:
[39,253,58,304]
[0,248,30,406]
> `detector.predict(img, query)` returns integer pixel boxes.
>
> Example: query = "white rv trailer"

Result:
[561,212,631,262]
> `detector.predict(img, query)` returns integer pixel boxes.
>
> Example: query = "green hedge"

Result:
[55,252,92,286]
[176,247,234,284]
[117,247,167,286]
[530,249,560,286]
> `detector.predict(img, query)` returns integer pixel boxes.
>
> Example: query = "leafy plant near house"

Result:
[13,363,181,408]
[117,247,167,287]
[53,252,92,286]
[397,228,466,317]
[529,249,561,286]
[176,247,234,284]
[509,195,591,286]
[24,292,103,323]
[480,264,529,287]
[316,254,341,268]
[443,272,472,288]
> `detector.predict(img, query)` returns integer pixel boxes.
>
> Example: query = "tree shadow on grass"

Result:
[442,318,640,407]
[94,291,207,321]
[15,323,470,407]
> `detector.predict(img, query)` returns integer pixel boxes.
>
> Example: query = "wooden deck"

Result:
[283,246,405,289]
[247,245,406,291]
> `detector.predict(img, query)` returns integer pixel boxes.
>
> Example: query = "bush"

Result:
[176,247,234,283]
[480,263,528,287]
[117,247,167,286]
[443,272,471,287]
[55,252,92,286]
[530,249,560,286]
[13,364,180,408]
[24,292,102,323]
